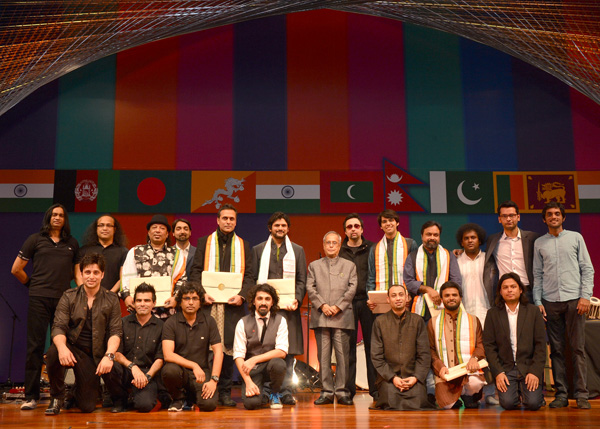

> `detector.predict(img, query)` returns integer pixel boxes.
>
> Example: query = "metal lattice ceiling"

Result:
[1,1,599,117]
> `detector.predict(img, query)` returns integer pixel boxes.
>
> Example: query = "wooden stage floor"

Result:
[1,391,597,428]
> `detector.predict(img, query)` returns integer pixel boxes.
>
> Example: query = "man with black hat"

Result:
[121,214,186,318]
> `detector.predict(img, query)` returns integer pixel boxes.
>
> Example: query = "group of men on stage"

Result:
[11,199,594,414]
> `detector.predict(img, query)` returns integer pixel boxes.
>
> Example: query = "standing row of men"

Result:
[12,199,594,412]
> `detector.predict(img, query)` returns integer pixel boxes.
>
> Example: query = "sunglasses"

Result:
[345,223,362,230]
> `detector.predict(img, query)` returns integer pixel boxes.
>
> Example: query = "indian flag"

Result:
[255,171,320,213]
[578,171,600,213]
[0,170,55,212]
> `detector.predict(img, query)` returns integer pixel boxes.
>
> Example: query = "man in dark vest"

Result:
[233,284,288,410]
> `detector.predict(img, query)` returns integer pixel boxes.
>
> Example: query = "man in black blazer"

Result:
[483,201,539,304]
[483,273,546,411]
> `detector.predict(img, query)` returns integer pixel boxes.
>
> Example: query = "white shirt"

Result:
[505,303,520,361]
[496,229,529,286]
[233,312,288,360]
[457,250,490,325]
[176,242,190,261]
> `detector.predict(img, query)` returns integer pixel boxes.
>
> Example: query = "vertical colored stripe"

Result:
[580,215,600,297]
[512,59,575,170]
[0,80,58,169]
[460,39,517,171]
[56,55,116,170]
[53,170,77,211]
[509,174,525,209]
[177,28,234,170]
[233,16,287,171]
[347,14,406,170]
[496,175,511,203]
[571,89,600,170]
[97,170,120,213]
[405,24,466,172]
[287,10,349,171]
[114,38,179,170]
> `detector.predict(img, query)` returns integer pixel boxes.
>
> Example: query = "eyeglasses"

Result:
[181,296,200,302]
[345,223,361,230]
[97,223,115,228]
[499,214,518,219]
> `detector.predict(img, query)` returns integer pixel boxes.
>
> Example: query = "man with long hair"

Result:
[483,273,545,411]
[11,203,79,410]
[233,284,288,409]
[75,214,128,293]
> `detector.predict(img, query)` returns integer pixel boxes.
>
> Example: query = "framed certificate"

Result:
[129,276,172,307]
[367,291,391,314]
[265,278,295,308]
[202,271,243,303]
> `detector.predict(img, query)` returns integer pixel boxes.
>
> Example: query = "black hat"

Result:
[146,214,171,232]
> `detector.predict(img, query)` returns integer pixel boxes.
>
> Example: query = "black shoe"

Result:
[218,396,237,407]
[45,398,63,416]
[371,392,379,402]
[461,395,480,409]
[576,398,591,409]
[314,395,334,405]
[281,394,297,405]
[549,397,569,408]
[111,400,126,413]
[337,397,354,406]
[63,395,75,410]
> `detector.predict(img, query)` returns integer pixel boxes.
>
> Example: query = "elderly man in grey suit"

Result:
[483,201,539,304]
[307,231,357,406]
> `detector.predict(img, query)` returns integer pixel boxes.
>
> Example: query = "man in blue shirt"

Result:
[533,202,594,409]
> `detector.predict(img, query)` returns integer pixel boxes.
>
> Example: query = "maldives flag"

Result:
[320,171,383,214]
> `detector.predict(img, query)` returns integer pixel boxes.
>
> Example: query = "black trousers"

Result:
[46,343,121,413]
[241,358,286,410]
[498,366,544,411]
[544,298,588,399]
[110,364,159,413]
[24,296,59,400]
[347,298,377,398]
[161,362,218,411]
[218,353,234,398]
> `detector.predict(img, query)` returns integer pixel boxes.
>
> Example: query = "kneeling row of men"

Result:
[43,251,544,415]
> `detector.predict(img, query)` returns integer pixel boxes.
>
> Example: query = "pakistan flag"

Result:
[430,171,494,213]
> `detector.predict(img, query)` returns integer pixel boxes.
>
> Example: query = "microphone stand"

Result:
[0,289,20,387]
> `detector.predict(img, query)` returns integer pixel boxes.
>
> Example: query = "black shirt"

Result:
[162,311,220,370]
[18,232,79,298]
[120,314,164,370]
[77,243,128,290]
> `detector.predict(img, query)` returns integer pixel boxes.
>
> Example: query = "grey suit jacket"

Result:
[307,256,357,330]
[483,229,539,304]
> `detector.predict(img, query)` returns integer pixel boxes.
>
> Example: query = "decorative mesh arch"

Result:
[1,1,599,116]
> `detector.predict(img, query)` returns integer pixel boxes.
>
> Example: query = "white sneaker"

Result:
[270,393,283,410]
[20,399,38,410]
[485,395,499,405]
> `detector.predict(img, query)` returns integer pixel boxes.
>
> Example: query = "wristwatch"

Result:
[105,353,115,361]
[146,373,152,381]
[127,362,136,370]
[211,375,219,382]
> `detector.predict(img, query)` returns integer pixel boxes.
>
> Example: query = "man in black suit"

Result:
[483,201,539,304]
[482,273,545,411]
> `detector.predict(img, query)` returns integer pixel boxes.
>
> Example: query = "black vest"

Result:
[242,312,283,359]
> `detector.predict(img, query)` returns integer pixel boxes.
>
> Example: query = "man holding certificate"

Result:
[188,204,254,407]
[252,212,307,406]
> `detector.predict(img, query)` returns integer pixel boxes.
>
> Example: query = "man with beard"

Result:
[485,201,539,304]
[121,214,186,316]
[75,215,128,293]
[427,282,486,409]
[307,231,357,406]
[112,283,165,413]
[252,212,306,406]
[233,284,288,409]
[172,218,196,279]
[371,284,432,410]
[188,204,254,406]
[533,202,594,409]
[161,283,223,412]
[483,273,545,411]
[44,253,122,415]
[11,203,79,410]
[404,221,462,321]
